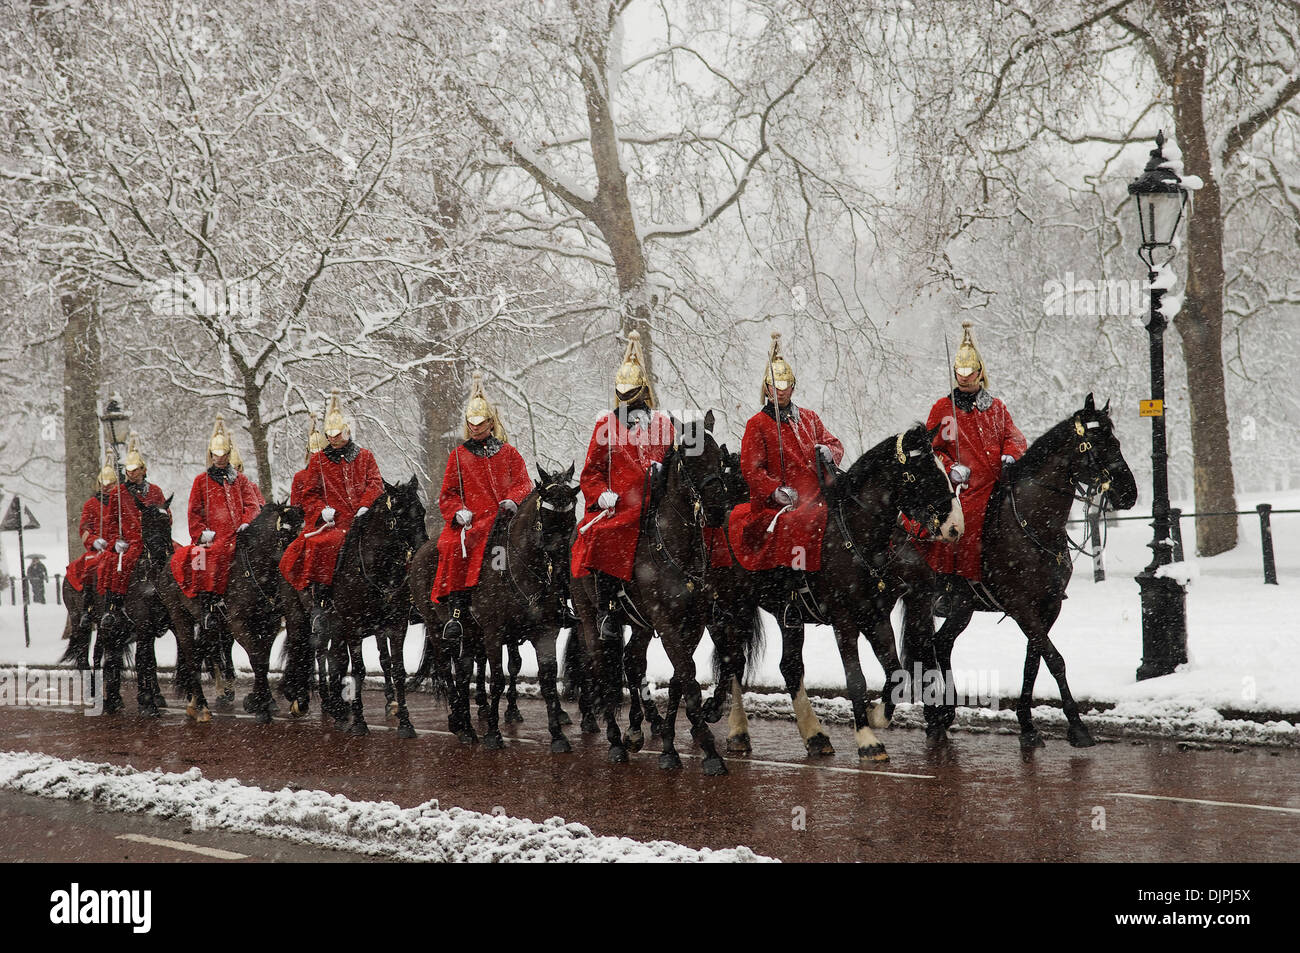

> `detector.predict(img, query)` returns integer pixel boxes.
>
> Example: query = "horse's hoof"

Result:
[550,736,572,754]
[483,732,505,750]
[477,706,490,721]
[386,700,399,719]
[137,705,160,719]
[397,723,417,740]
[242,694,258,714]
[266,696,279,713]
[103,698,124,715]
[504,706,524,725]
[607,745,629,764]
[290,699,308,718]
[727,732,752,755]
[1020,729,1046,749]
[580,714,600,735]
[557,708,572,727]
[623,729,644,753]
[701,755,728,777]
[347,720,369,736]
[648,718,665,739]
[254,710,272,726]
[658,750,683,770]
[867,701,891,730]
[456,729,477,746]
[213,695,234,713]
[925,726,949,748]
[1067,725,1096,748]
[805,733,835,757]
[334,717,350,731]
[701,699,724,724]
[185,697,198,719]
[196,707,212,724]
[858,744,889,763]
[153,695,168,709]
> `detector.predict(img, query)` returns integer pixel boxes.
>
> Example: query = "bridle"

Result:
[501,484,576,611]
[354,492,419,606]
[238,505,299,611]
[644,436,722,592]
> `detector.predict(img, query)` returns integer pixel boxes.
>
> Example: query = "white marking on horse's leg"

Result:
[727,677,750,739]
[855,725,886,757]
[867,700,890,729]
[792,679,826,741]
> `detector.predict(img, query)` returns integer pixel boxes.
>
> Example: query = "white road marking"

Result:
[116,833,248,860]
[1108,792,1300,815]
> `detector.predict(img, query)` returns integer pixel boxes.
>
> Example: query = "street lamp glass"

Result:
[1134,189,1186,249]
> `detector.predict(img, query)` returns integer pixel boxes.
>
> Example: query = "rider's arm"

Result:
[437,448,465,525]
[578,413,615,508]
[504,446,533,505]
[810,411,846,466]
[357,450,384,511]
[740,415,782,505]
[999,403,1028,460]
[188,473,210,541]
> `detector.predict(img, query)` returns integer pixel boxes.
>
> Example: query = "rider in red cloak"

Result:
[924,320,1027,586]
[726,332,844,626]
[433,372,535,645]
[571,331,675,642]
[67,453,118,595]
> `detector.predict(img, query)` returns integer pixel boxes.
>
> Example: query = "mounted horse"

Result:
[904,394,1137,748]
[707,423,964,764]
[572,411,733,774]
[321,476,425,737]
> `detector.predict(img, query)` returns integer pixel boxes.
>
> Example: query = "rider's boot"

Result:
[310,583,332,642]
[780,568,806,629]
[442,589,471,653]
[594,572,624,643]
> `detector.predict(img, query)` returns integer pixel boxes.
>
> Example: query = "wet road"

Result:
[1,685,1297,862]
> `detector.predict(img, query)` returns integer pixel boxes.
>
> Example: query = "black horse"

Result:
[707,423,964,764]
[89,492,175,716]
[905,394,1137,749]
[323,477,426,737]
[571,412,733,774]
[449,463,580,752]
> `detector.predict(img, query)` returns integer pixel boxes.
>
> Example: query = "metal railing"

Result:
[1074,504,1297,584]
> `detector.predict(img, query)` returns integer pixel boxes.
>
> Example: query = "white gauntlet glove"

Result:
[598,491,618,510]
[498,499,517,513]
[321,506,336,524]
[237,523,249,533]
[455,508,473,527]
[816,444,834,465]
[92,538,107,552]
[356,506,369,516]
[199,530,216,545]
[773,486,798,507]
[1001,455,1015,467]
[114,539,129,554]
[949,464,971,487]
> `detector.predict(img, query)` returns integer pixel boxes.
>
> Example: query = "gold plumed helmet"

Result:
[229,443,244,472]
[323,390,349,439]
[952,319,989,391]
[463,371,507,442]
[123,431,146,473]
[614,330,656,408]
[97,448,118,488]
[305,412,327,463]
[207,413,233,465]
[760,331,797,404]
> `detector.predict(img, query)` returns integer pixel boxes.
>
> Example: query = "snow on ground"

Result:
[3,489,1298,734]
[0,750,771,863]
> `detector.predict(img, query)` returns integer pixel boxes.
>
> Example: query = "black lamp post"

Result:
[99,393,132,483]
[1129,131,1191,681]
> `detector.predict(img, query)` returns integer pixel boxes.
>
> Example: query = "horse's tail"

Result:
[60,613,88,666]
[561,630,585,701]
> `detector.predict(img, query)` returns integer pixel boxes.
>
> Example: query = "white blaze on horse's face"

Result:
[934,454,964,540]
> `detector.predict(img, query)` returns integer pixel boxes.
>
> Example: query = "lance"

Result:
[944,334,961,468]
[456,443,468,558]
[768,354,787,485]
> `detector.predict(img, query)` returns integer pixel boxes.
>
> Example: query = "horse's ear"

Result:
[926,423,941,443]
[408,474,419,493]
[719,442,729,457]
[538,464,551,484]
[1084,392,1095,412]
[563,462,575,483]
[165,494,174,508]
[704,409,715,434]
[1102,398,1111,415]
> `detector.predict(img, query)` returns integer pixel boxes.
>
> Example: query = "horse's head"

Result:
[668,410,730,526]
[269,501,305,551]
[718,443,749,507]
[534,462,579,554]
[898,424,964,541]
[376,476,428,561]
[132,491,175,560]
[1073,393,1138,510]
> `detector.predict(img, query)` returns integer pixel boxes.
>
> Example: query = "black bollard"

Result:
[1257,504,1278,585]
[1089,507,1105,582]
[55,574,63,605]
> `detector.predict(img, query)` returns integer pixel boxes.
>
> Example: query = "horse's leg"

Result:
[535,633,571,753]
[933,595,974,734]
[482,637,507,749]
[504,641,524,725]
[389,625,416,739]
[622,626,651,751]
[1018,646,1045,748]
[726,677,752,754]
[135,629,160,718]
[834,621,887,764]
[595,628,628,764]
[327,634,350,729]
[475,643,488,714]
[778,621,833,756]
[669,632,727,776]
[449,630,477,745]
[862,609,905,727]
[345,637,368,735]
[1018,599,1094,747]
[375,632,397,719]
[250,639,274,725]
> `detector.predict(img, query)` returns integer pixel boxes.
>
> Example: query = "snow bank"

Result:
[0,751,772,863]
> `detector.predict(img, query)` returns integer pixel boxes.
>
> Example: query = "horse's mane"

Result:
[827,425,921,505]
[1001,416,1077,484]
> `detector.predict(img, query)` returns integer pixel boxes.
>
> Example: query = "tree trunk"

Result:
[61,290,101,563]
[242,372,272,502]
[1167,2,1238,555]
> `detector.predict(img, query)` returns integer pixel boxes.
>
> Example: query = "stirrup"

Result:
[442,608,464,645]
[781,597,803,629]
[597,612,622,643]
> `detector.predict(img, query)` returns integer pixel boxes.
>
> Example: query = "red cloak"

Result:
[170,469,262,597]
[278,444,383,590]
